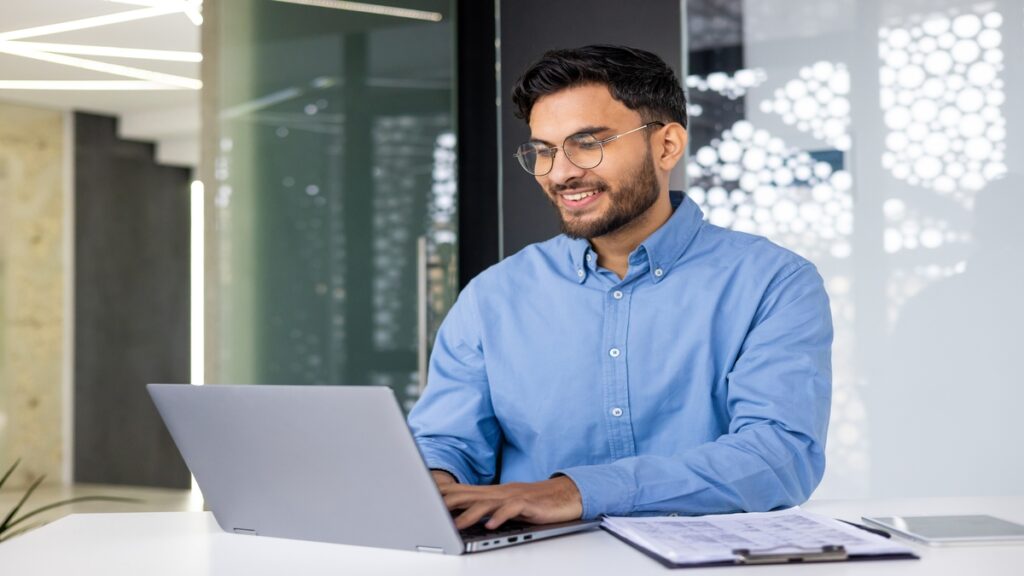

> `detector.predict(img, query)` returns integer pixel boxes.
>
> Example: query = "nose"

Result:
[543,148,587,187]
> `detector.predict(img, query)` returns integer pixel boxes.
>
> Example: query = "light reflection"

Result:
[879,8,1006,198]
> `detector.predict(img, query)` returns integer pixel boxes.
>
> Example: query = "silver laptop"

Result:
[148,384,599,554]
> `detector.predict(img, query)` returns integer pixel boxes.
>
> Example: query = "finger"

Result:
[454,501,502,530]
[438,483,487,496]
[442,486,502,509]
[443,490,485,509]
[484,501,526,530]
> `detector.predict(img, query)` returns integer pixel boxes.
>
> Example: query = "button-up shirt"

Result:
[408,191,832,520]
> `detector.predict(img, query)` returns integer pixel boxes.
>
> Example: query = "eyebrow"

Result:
[529,125,611,146]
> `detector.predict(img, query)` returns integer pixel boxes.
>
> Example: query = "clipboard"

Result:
[605,529,919,568]
[601,509,920,569]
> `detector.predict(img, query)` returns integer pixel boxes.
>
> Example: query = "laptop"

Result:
[148,384,599,554]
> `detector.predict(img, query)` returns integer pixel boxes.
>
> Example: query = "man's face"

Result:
[528,83,661,240]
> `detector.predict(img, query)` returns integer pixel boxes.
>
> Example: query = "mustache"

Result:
[548,180,610,194]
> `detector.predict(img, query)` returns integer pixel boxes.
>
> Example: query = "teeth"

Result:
[565,190,597,201]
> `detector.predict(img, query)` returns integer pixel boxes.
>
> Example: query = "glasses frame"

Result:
[513,121,665,176]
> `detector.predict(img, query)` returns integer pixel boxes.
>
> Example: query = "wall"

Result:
[0,101,65,487]
[73,112,191,489]
[498,0,685,256]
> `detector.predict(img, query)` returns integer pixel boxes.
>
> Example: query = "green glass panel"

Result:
[212,0,457,411]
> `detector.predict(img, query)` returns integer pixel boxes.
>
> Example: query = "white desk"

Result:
[3,496,1022,575]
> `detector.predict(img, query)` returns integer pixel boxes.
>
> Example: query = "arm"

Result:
[559,262,833,519]
[408,282,502,487]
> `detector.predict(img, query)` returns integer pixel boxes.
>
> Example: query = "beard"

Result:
[546,147,660,240]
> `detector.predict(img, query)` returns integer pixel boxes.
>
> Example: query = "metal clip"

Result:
[733,545,848,564]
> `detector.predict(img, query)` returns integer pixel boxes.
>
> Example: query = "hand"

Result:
[431,469,457,487]
[439,476,583,530]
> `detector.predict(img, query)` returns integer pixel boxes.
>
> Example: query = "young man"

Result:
[408,45,832,530]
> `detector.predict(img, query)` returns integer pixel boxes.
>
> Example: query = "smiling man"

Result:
[408,45,833,530]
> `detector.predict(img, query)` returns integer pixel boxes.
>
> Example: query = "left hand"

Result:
[439,476,584,530]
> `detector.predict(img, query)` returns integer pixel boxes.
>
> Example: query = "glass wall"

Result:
[684,0,1023,498]
[206,0,457,411]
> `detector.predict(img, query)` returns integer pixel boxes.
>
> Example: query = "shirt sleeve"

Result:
[407,281,502,486]
[557,261,833,519]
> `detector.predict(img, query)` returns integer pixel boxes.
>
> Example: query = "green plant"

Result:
[0,459,140,542]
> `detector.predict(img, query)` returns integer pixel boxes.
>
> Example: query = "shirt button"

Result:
[611,407,623,417]
[609,348,621,358]
[577,269,584,278]
[586,254,592,262]
[613,290,623,300]
[654,268,664,277]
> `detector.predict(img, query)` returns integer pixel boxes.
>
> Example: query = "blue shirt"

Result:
[408,191,832,520]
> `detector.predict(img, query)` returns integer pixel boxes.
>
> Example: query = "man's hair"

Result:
[511,45,688,128]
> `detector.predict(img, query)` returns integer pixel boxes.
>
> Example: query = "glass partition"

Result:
[684,0,1023,498]
[207,0,457,411]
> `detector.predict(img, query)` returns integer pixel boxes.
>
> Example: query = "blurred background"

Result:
[0,0,1020,533]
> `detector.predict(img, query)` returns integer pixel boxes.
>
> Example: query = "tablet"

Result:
[862,515,1024,546]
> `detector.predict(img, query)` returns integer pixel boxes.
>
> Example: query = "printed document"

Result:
[602,508,915,566]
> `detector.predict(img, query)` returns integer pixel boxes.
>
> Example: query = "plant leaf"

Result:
[4,496,141,532]
[0,521,42,542]
[0,474,44,535]
[0,459,21,492]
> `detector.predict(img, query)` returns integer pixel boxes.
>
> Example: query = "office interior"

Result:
[0,0,1022,541]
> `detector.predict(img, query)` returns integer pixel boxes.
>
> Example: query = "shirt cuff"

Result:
[554,464,636,519]
[417,441,476,485]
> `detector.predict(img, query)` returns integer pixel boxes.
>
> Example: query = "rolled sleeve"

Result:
[408,281,502,486]
[554,464,636,519]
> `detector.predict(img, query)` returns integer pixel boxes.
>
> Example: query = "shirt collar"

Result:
[567,191,704,284]
[638,191,704,283]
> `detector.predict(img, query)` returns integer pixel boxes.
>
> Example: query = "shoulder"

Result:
[470,234,572,290]
[692,221,814,280]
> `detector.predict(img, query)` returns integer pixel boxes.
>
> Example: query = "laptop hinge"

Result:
[416,545,445,554]
[233,527,258,535]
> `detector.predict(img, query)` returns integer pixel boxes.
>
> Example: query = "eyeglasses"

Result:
[513,122,664,176]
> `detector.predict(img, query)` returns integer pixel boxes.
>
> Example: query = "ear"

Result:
[655,123,688,172]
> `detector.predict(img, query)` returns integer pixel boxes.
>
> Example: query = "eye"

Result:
[570,134,602,150]
[535,146,557,158]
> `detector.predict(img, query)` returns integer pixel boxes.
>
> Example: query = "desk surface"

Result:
[3,496,1022,575]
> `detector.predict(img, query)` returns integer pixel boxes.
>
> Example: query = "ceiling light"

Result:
[2,41,201,62]
[107,0,204,25]
[272,0,443,22]
[0,80,177,90]
[0,6,183,42]
[0,43,201,89]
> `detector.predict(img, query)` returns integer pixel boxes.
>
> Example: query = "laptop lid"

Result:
[148,384,464,554]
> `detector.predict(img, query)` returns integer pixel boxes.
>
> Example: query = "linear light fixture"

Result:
[107,0,204,26]
[0,80,177,90]
[1,41,202,62]
[0,42,202,89]
[272,0,443,22]
[190,178,205,510]
[0,6,183,42]
[190,180,205,387]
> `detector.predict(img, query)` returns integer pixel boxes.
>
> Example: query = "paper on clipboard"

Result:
[602,508,916,567]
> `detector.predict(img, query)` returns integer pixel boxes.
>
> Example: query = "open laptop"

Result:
[148,384,599,554]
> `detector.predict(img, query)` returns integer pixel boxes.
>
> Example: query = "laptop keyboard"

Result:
[458,518,536,539]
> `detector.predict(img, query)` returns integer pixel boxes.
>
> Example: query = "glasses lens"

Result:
[564,134,603,169]
[516,143,553,175]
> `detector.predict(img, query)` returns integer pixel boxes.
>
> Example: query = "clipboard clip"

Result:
[733,545,849,564]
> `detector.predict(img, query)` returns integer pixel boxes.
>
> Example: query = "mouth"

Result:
[558,188,604,209]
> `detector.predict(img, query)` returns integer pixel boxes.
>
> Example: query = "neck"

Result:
[591,191,674,279]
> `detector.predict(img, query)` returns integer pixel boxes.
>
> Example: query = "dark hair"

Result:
[511,45,687,128]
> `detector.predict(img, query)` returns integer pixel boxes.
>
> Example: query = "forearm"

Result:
[559,422,825,519]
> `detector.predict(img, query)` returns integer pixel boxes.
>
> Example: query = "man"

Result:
[408,45,832,531]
